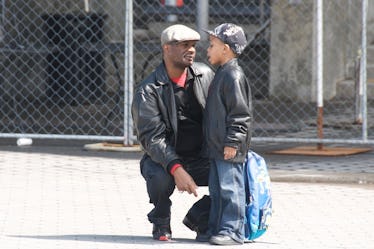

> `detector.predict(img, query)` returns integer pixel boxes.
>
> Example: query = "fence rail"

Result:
[0,0,373,145]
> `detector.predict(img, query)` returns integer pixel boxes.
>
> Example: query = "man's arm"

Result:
[131,85,179,169]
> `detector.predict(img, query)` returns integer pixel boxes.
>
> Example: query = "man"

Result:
[131,24,214,241]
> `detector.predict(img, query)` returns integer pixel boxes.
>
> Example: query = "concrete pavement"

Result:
[0,140,373,248]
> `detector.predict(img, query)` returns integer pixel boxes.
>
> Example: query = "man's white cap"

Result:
[161,24,200,45]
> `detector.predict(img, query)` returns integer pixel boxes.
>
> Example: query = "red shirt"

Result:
[171,71,187,87]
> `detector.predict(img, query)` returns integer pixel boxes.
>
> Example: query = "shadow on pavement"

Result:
[8,234,202,245]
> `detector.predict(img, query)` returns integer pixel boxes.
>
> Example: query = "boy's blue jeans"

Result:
[208,159,246,243]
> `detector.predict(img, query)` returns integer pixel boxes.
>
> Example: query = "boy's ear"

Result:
[224,44,234,55]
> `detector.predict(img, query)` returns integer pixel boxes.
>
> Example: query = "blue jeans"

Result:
[140,154,210,225]
[208,159,245,243]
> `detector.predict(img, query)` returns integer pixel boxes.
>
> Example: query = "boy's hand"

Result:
[224,146,237,160]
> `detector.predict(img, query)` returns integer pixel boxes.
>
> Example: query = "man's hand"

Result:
[173,167,198,197]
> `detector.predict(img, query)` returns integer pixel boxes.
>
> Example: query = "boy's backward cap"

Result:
[204,23,247,55]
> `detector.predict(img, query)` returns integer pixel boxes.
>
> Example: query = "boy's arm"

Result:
[223,77,252,149]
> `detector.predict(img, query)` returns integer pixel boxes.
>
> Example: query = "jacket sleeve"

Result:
[131,84,179,170]
[222,73,252,151]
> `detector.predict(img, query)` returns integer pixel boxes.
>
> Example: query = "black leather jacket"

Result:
[131,62,214,171]
[204,58,252,163]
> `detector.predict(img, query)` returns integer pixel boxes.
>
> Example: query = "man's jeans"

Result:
[140,154,210,226]
[208,159,245,243]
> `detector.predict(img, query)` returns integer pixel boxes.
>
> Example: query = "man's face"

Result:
[164,40,197,69]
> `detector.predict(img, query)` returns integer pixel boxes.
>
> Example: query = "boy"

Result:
[203,23,252,245]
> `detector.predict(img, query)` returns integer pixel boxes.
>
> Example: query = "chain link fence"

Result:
[0,0,373,144]
[0,0,127,140]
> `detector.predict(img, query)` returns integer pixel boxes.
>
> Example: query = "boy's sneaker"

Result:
[209,235,242,245]
[152,224,172,241]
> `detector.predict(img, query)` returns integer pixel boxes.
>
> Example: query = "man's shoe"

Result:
[152,224,172,241]
[196,232,210,242]
[209,235,241,245]
[183,195,210,232]
[183,215,210,242]
[183,215,198,232]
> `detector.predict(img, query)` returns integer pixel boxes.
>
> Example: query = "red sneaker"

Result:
[152,224,172,241]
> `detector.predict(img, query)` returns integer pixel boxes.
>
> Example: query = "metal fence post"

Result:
[124,0,134,145]
[316,0,324,149]
[360,0,368,141]
[197,0,209,41]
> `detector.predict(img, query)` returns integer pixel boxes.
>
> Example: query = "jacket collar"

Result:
[219,58,238,71]
[154,61,201,86]
[190,63,203,77]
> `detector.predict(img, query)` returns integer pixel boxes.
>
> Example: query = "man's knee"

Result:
[141,156,175,194]
[148,171,174,191]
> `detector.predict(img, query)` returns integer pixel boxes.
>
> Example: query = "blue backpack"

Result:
[244,150,272,241]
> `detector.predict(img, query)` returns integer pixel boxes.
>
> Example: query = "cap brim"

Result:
[173,38,200,43]
[202,28,210,33]
[202,29,215,36]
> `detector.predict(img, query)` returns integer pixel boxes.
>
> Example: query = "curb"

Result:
[270,170,374,185]
[83,143,142,152]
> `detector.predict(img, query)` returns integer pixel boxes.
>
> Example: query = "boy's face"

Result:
[206,36,227,66]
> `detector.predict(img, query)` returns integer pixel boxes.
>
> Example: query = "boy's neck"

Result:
[220,55,236,66]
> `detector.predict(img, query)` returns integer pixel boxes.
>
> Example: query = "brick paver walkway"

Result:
[0,148,373,249]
